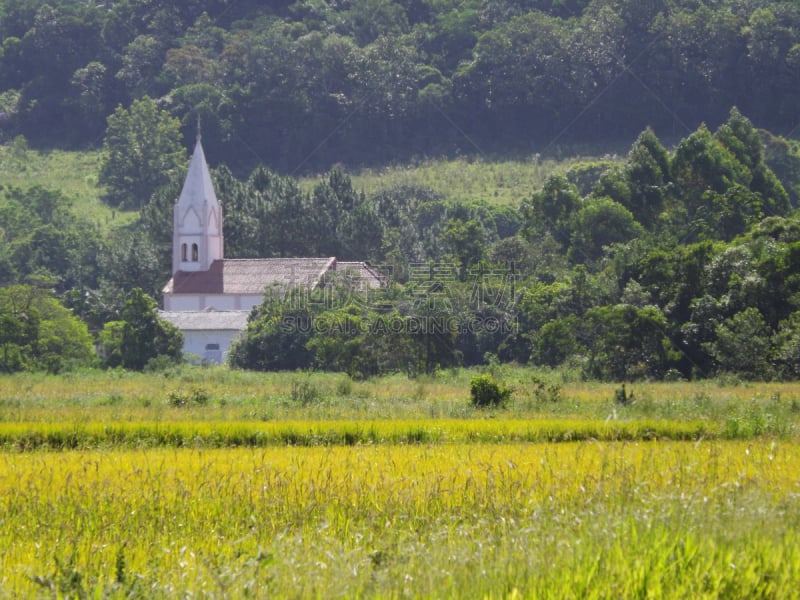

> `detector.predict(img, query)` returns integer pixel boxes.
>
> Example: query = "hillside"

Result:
[0,141,618,226]
[0,143,136,229]
[0,0,797,175]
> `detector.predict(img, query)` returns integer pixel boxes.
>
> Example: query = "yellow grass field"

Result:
[2,368,800,597]
[1,440,799,597]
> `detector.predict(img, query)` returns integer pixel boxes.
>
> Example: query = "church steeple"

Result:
[172,131,223,275]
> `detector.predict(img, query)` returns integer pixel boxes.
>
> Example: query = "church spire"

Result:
[171,135,223,275]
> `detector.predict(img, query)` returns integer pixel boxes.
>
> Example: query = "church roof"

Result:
[335,262,386,288]
[178,136,218,210]
[158,309,249,331]
[163,257,337,295]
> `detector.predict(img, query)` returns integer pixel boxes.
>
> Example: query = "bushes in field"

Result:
[470,374,511,408]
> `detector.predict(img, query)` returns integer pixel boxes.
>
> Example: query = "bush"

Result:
[470,374,511,408]
[167,387,210,407]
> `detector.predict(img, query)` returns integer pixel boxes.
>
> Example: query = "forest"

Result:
[0,0,798,169]
[1,0,800,381]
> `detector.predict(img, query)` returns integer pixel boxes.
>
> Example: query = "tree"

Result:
[100,288,182,370]
[706,307,774,379]
[568,197,644,263]
[523,175,582,247]
[98,229,168,301]
[228,295,315,371]
[672,124,751,217]
[583,304,674,381]
[441,218,486,280]
[98,96,186,209]
[623,128,671,227]
[0,185,104,293]
[0,284,93,373]
[531,315,581,367]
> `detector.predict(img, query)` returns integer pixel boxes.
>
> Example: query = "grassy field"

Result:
[0,143,138,229]
[0,142,619,233]
[1,366,799,597]
[320,154,621,206]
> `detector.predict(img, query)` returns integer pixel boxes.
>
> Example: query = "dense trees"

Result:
[0,1,799,170]
[98,97,186,209]
[225,109,800,381]
[3,39,800,384]
[0,284,93,373]
[98,288,182,370]
[0,185,103,293]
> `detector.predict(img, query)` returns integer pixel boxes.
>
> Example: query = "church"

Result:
[159,133,383,363]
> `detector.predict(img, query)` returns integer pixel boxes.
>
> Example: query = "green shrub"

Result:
[167,387,210,407]
[290,379,322,406]
[470,374,511,408]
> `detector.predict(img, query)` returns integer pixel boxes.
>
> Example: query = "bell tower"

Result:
[172,127,223,275]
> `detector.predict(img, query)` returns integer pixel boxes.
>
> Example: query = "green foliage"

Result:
[614,384,634,406]
[469,374,511,408]
[100,288,182,371]
[228,297,315,371]
[524,175,582,247]
[167,387,210,407]
[568,197,643,263]
[706,307,774,380]
[0,0,799,167]
[532,316,581,368]
[98,97,186,209]
[289,378,323,406]
[530,374,562,403]
[0,284,93,373]
[0,185,104,292]
[584,304,673,381]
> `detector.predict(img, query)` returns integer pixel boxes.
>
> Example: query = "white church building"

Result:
[159,134,382,363]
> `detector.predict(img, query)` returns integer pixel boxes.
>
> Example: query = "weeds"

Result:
[290,378,322,406]
[167,387,210,407]
[3,441,799,597]
[531,375,562,403]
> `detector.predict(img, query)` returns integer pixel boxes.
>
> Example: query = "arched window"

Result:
[191,243,199,261]
[181,243,188,262]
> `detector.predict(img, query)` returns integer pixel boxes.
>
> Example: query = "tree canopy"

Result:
[98,96,186,209]
[0,0,799,172]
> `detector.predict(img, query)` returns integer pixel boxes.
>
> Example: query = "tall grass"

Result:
[0,418,720,451]
[0,144,136,229]
[1,368,798,596]
[2,368,798,437]
[301,155,623,206]
[0,441,797,597]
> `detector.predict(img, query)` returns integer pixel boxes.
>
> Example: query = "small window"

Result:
[205,343,220,351]
[191,243,199,261]
[181,243,187,261]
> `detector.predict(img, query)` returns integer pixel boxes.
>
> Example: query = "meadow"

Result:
[0,143,138,229]
[1,366,799,597]
[335,155,602,206]
[0,142,618,233]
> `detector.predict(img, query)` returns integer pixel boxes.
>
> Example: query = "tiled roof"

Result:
[163,257,336,295]
[335,262,386,288]
[158,309,249,331]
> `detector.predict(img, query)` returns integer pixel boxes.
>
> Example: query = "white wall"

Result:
[164,293,264,311]
[181,329,243,364]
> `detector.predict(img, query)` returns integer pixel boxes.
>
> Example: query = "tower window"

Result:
[181,243,188,261]
[191,243,199,261]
